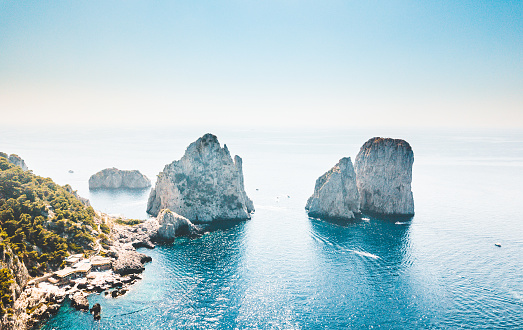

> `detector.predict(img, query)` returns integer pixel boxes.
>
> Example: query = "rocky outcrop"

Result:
[5,285,65,329]
[63,184,91,207]
[0,238,30,305]
[90,303,101,320]
[146,133,254,222]
[0,152,28,171]
[156,209,199,241]
[354,137,414,216]
[110,249,150,276]
[70,292,89,311]
[111,218,159,250]
[89,168,151,189]
[109,220,153,276]
[305,157,360,220]
[0,238,31,329]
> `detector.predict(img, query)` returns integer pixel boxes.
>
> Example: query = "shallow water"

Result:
[1,127,522,329]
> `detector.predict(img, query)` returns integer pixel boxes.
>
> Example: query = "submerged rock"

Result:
[89,168,151,189]
[354,137,414,216]
[306,157,360,220]
[156,209,199,240]
[146,133,254,222]
[111,288,128,298]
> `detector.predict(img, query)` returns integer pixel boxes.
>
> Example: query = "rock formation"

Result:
[146,133,254,222]
[305,157,360,220]
[70,292,89,311]
[0,152,29,171]
[63,184,91,207]
[110,249,151,276]
[90,303,101,320]
[7,285,65,329]
[156,209,199,240]
[354,137,414,216]
[0,238,30,312]
[89,168,151,189]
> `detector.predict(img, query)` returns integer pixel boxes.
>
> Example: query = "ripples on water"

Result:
[4,127,520,329]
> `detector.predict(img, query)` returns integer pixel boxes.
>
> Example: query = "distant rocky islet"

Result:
[88,168,151,190]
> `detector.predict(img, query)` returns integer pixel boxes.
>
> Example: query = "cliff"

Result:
[354,137,414,216]
[147,133,254,222]
[0,239,30,324]
[89,168,151,189]
[0,153,28,171]
[305,157,360,220]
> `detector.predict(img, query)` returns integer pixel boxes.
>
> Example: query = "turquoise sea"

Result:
[1,127,522,329]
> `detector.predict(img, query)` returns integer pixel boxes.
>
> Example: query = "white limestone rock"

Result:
[70,292,89,311]
[156,209,199,240]
[146,133,254,222]
[305,157,360,220]
[354,137,414,216]
[111,249,150,275]
[89,168,151,189]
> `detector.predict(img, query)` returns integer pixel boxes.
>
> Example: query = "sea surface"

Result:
[1,126,522,329]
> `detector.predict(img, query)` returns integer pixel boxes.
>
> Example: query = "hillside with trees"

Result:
[0,155,100,314]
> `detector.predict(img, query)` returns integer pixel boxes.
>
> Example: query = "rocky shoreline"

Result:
[1,215,159,330]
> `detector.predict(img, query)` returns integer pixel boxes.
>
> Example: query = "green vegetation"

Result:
[0,157,99,312]
[100,222,110,234]
[0,268,13,314]
[114,218,143,226]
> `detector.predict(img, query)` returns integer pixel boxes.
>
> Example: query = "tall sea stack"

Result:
[146,134,254,222]
[354,137,414,216]
[305,157,360,220]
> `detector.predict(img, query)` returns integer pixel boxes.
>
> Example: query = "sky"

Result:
[0,0,522,128]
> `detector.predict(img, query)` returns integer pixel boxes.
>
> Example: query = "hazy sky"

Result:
[1,1,522,128]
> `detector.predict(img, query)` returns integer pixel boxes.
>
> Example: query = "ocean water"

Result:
[1,127,522,329]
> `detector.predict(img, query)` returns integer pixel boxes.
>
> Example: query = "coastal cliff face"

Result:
[89,168,151,189]
[0,152,28,171]
[305,157,360,220]
[147,134,254,222]
[354,137,414,216]
[0,239,30,316]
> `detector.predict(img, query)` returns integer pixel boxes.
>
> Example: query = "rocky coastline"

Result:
[1,213,160,330]
[2,135,416,329]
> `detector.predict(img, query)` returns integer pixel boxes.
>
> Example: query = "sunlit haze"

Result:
[1,1,522,128]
